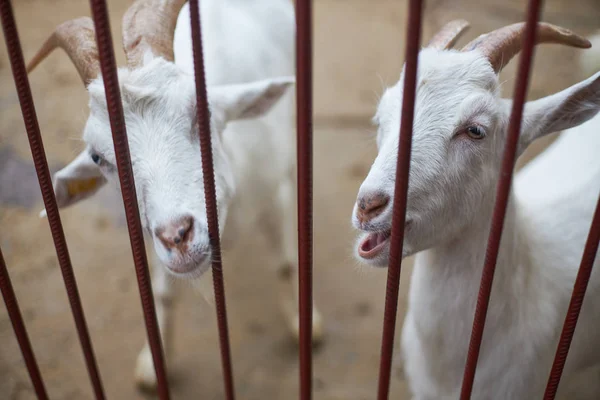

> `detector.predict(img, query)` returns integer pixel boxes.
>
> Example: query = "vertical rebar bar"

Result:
[0,247,49,400]
[459,0,543,398]
[376,0,423,399]
[188,1,235,399]
[543,194,600,399]
[295,0,314,399]
[88,1,170,398]
[0,1,105,398]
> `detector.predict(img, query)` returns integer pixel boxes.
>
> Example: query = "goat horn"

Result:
[122,0,187,69]
[427,19,470,50]
[27,17,100,86]
[461,22,591,73]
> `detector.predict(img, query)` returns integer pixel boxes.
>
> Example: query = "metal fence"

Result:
[1,0,599,399]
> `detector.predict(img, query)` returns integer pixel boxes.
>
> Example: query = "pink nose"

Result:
[154,215,194,250]
[356,192,390,224]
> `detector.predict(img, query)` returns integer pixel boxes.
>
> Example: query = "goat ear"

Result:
[39,149,106,218]
[211,76,295,122]
[519,71,600,149]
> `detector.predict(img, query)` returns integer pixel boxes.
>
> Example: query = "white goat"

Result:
[28,0,323,390]
[352,20,600,399]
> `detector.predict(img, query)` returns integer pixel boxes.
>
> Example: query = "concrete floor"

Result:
[1,0,599,399]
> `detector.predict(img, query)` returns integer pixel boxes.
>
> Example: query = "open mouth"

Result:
[358,230,391,259]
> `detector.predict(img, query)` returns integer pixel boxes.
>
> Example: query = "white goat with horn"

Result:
[352,20,600,399]
[28,0,323,390]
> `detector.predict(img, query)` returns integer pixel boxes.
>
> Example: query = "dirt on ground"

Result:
[1,0,599,399]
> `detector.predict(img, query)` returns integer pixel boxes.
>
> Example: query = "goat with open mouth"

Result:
[352,18,600,399]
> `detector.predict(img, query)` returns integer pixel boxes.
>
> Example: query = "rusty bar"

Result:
[188,1,235,399]
[543,194,600,399]
[0,247,49,400]
[376,0,423,398]
[88,1,170,398]
[459,0,543,398]
[0,1,106,398]
[295,0,314,399]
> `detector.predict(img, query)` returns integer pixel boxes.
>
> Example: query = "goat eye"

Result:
[91,153,102,165]
[466,126,485,139]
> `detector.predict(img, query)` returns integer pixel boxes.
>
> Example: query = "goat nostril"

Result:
[359,200,367,211]
[177,216,194,244]
[370,202,387,214]
[357,193,390,222]
[155,215,195,249]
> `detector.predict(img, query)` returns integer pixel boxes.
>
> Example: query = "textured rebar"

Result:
[0,247,49,400]
[377,0,423,399]
[543,194,600,399]
[1,1,105,398]
[188,1,235,399]
[88,1,170,398]
[295,0,314,399]
[459,0,543,398]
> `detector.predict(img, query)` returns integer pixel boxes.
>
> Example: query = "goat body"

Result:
[402,112,600,399]
[31,0,322,390]
[352,22,600,399]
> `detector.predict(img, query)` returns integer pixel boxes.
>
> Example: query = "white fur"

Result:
[43,0,323,390]
[352,36,600,398]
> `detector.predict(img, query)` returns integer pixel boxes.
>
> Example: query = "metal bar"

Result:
[543,194,600,399]
[0,247,49,400]
[376,0,423,398]
[459,0,543,398]
[87,1,170,398]
[188,1,235,399]
[295,0,314,399]
[0,1,106,398]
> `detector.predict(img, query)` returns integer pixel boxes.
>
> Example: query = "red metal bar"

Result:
[0,1,106,398]
[295,0,314,399]
[376,0,423,398]
[459,0,543,398]
[87,1,170,399]
[0,247,49,400]
[543,194,600,399]
[188,1,235,399]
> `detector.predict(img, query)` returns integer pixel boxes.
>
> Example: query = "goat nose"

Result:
[155,215,194,250]
[356,192,390,224]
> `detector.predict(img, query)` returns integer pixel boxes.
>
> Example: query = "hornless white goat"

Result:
[352,21,600,399]
[28,0,323,390]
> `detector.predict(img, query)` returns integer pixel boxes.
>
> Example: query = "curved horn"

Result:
[27,17,100,86]
[462,22,591,73]
[427,19,470,50]
[122,0,187,69]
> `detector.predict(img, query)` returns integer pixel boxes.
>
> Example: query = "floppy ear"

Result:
[210,76,295,122]
[518,71,600,151]
[40,149,106,217]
